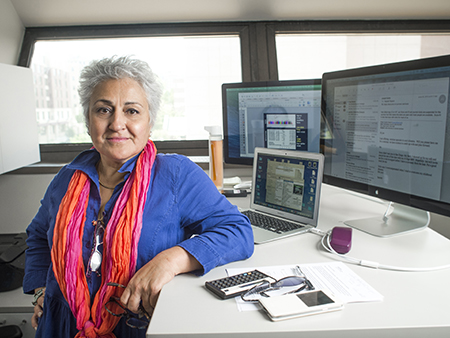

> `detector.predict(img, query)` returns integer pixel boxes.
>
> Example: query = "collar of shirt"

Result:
[66,148,141,183]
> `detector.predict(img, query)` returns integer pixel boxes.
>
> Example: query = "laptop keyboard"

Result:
[242,210,306,234]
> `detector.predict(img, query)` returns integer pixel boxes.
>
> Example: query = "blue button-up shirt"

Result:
[24,149,254,337]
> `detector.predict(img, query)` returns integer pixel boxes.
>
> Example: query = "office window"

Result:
[30,36,241,144]
[276,34,450,80]
[18,21,450,168]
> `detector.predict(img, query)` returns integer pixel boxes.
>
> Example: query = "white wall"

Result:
[430,214,450,239]
[0,174,55,233]
[0,0,25,65]
[0,1,40,234]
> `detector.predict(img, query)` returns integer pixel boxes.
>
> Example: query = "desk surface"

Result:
[147,184,450,338]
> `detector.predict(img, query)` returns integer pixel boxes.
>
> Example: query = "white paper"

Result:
[226,261,383,312]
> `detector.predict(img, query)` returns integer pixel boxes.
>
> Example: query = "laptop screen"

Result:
[253,150,322,220]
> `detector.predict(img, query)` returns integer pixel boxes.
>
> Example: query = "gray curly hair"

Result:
[78,56,163,131]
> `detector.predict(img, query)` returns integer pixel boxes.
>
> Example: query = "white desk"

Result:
[147,184,450,338]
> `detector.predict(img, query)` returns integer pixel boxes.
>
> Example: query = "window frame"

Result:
[15,20,450,172]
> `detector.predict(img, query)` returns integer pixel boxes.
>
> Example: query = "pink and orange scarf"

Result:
[51,140,156,338]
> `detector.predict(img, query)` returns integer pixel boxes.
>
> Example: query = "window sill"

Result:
[5,157,252,177]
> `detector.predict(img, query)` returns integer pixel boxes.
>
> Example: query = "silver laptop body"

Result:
[244,148,324,244]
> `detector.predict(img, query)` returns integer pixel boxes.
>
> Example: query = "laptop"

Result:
[242,148,324,244]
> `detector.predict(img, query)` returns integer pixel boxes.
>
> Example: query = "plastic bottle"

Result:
[204,126,223,190]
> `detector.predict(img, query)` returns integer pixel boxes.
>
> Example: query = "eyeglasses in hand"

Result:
[241,275,314,302]
[105,282,151,329]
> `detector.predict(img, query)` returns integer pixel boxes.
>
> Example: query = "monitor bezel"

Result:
[222,79,322,166]
[321,54,450,218]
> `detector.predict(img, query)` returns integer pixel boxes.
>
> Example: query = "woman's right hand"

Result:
[31,287,45,330]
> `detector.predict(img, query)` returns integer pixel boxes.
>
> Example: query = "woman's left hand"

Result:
[31,287,45,330]
[119,246,201,314]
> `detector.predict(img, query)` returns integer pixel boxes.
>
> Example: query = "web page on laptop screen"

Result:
[254,154,320,219]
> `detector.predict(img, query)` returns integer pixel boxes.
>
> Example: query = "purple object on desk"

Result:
[330,227,352,254]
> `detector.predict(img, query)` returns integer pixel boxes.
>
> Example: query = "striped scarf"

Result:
[51,140,156,338]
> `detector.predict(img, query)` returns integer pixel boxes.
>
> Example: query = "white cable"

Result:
[310,228,450,272]
[309,228,327,236]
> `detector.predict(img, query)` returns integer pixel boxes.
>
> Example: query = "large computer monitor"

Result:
[222,79,322,165]
[321,54,450,237]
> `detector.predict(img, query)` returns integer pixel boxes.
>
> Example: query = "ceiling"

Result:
[10,0,450,27]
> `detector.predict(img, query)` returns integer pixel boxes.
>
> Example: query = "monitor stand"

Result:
[344,202,430,237]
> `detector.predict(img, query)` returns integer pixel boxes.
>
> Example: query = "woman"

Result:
[23,56,254,338]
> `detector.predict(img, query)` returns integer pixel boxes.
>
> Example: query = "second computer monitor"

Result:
[321,54,450,236]
[222,79,322,165]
